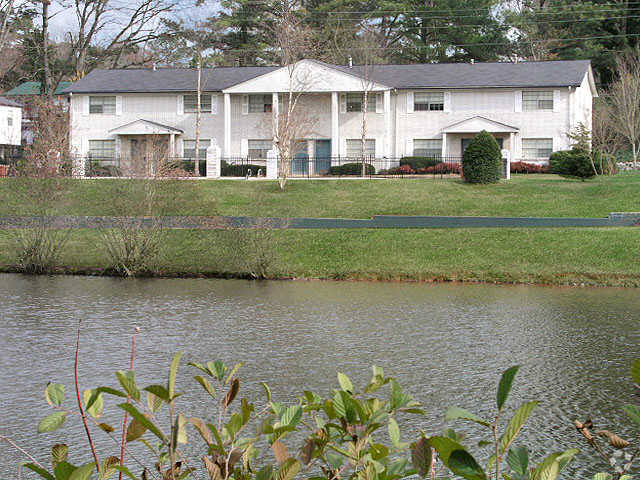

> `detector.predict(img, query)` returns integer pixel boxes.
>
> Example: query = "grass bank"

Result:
[1,173,639,218]
[1,227,639,287]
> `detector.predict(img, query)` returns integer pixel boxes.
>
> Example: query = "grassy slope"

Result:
[1,173,639,218]
[1,228,639,286]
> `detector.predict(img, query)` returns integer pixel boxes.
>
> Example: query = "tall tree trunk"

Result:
[42,0,51,99]
[361,91,368,177]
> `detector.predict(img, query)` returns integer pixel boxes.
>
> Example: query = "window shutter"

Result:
[340,94,347,114]
[406,92,414,113]
[375,93,383,113]
[443,91,452,112]
[115,96,123,116]
[241,95,249,115]
[406,139,413,156]
[514,91,522,112]
[177,95,184,115]
[340,137,347,157]
[82,96,89,116]
[553,90,561,112]
[211,94,218,114]
[240,138,248,157]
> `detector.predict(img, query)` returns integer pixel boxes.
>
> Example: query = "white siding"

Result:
[0,105,22,146]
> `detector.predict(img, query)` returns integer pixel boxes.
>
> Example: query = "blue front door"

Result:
[314,140,331,174]
[291,144,309,176]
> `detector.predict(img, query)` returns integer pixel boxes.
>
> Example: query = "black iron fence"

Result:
[220,155,464,178]
[84,156,206,177]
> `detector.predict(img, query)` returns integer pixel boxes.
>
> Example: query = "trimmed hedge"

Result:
[461,130,503,183]
[549,149,596,180]
[329,162,375,176]
[221,161,265,177]
[400,156,440,170]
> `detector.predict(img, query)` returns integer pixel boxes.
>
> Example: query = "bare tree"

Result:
[592,99,622,173]
[605,51,640,168]
[62,0,175,75]
[0,0,15,52]
[271,0,317,190]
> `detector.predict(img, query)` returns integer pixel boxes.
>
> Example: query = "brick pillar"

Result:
[206,144,221,178]
[266,149,278,179]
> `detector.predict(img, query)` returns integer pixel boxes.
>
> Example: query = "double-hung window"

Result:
[248,139,273,159]
[7,115,13,127]
[183,139,211,158]
[346,139,375,158]
[414,92,444,111]
[522,138,553,159]
[346,93,376,113]
[89,96,116,114]
[184,94,212,113]
[249,95,272,113]
[522,91,553,111]
[413,139,442,157]
[88,140,116,158]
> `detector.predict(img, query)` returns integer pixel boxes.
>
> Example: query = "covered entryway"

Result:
[442,116,518,160]
[109,119,183,159]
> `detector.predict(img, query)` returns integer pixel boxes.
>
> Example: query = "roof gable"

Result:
[223,59,390,93]
[109,119,183,135]
[443,116,519,133]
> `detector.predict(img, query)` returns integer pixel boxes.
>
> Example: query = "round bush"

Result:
[549,149,596,180]
[328,162,375,176]
[400,156,440,170]
[461,130,503,183]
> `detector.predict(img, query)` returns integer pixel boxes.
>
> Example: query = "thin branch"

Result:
[0,433,46,469]
[119,326,140,480]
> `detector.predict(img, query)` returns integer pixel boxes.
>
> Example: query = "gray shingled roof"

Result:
[63,60,591,94]
[0,96,22,107]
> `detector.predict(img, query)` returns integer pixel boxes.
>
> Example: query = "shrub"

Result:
[221,161,264,177]
[400,156,440,170]
[422,162,461,174]
[510,161,551,174]
[461,130,503,183]
[387,164,415,175]
[328,162,375,175]
[549,148,596,180]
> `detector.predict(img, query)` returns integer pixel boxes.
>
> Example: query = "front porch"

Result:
[441,116,518,161]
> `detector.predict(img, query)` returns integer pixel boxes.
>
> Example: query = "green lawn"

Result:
[1,227,639,286]
[1,173,639,218]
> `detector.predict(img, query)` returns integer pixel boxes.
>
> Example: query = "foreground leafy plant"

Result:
[435,366,578,480]
[574,357,640,480]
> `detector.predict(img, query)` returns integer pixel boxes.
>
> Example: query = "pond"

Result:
[1,274,638,478]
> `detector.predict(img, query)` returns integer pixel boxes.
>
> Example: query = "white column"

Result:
[384,90,392,168]
[266,148,278,179]
[224,93,231,158]
[272,92,279,150]
[331,92,339,159]
[441,132,447,158]
[169,134,175,157]
[206,144,221,178]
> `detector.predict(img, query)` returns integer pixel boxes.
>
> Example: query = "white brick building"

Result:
[0,97,22,161]
[63,59,596,175]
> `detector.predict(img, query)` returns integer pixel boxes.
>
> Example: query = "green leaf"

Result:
[69,463,96,480]
[531,449,579,480]
[54,461,76,480]
[449,449,487,480]
[631,358,640,386]
[126,417,147,442]
[22,463,55,480]
[411,436,432,477]
[173,413,188,445]
[256,465,274,480]
[623,404,640,428]
[209,360,227,381]
[187,362,211,376]
[388,417,401,447]
[51,444,69,465]
[147,391,163,413]
[499,401,538,454]
[276,458,300,480]
[194,376,216,398]
[45,383,65,407]
[497,366,520,412]
[225,362,243,384]
[262,382,272,402]
[143,384,170,402]
[280,405,303,427]
[429,436,485,480]
[592,474,613,480]
[100,456,120,480]
[113,466,137,480]
[337,372,354,393]
[445,407,491,428]
[506,447,529,476]
[116,371,140,402]
[168,352,183,399]
[117,403,165,442]
[38,411,67,433]
[83,389,104,419]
